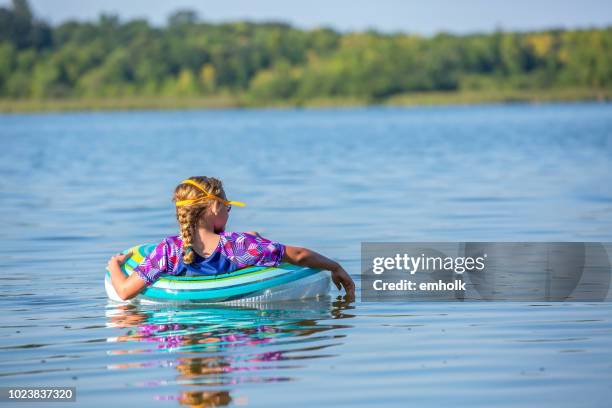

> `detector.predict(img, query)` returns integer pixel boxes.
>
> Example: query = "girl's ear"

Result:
[210,201,221,215]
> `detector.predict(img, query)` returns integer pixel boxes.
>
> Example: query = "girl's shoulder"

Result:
[149,235,184,260]
[162,235,183,247]
[150,235,183,251]
[217,231,285,253]
[217,231,285,268]
[133,235,184,283]
[218,232,260,253]
[218,231,262,244]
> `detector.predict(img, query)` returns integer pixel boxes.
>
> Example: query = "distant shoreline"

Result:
[0,88,610,113]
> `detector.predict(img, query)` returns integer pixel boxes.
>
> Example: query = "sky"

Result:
[2,0,612,35]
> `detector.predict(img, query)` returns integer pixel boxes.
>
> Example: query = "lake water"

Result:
[1,102,611,407]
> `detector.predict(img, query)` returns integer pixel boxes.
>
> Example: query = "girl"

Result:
[107,176,355,301]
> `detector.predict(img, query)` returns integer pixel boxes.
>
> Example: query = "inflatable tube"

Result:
[105,243,331,304]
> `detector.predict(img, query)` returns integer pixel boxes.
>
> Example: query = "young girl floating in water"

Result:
[107,176,355,301]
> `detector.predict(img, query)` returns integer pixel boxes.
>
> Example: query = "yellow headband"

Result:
[175,179,246,208]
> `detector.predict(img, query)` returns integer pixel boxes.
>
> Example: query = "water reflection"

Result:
[105,300,354,406]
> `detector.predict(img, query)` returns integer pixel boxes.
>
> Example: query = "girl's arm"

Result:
[283,246,355,299]
[107,252,147,300]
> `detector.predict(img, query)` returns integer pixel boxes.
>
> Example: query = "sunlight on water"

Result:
[1,103,611,407]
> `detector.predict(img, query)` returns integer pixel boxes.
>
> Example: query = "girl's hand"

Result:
[108,251,132,269]
[107,250,147,301]
[331,266,355,299]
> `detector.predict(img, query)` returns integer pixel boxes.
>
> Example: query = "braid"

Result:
[172,176,226,264]
[177,207,197,264]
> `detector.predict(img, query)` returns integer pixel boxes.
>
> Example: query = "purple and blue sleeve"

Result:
[222,232,286,269]
[132,240,169,286]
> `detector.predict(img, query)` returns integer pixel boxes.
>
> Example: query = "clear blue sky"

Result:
[3,0,612,35]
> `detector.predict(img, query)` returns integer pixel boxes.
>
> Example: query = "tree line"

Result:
[1,0,611,102]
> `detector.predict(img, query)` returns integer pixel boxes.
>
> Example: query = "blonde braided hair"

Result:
[173,176,226,264]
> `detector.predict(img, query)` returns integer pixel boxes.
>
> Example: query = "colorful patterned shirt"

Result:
[132,232,286,286]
